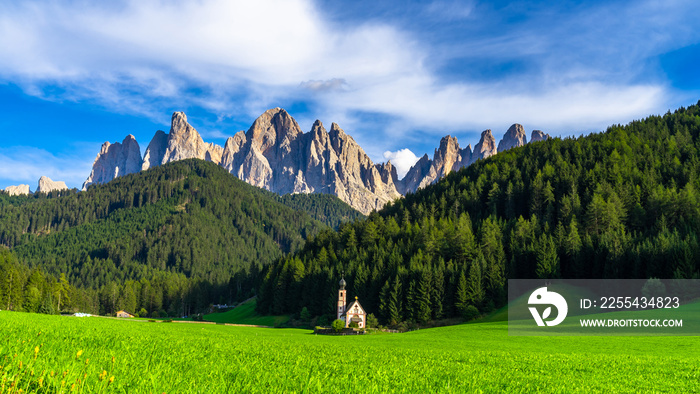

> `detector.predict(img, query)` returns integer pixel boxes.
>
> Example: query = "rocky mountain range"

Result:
[82,109,549,214]
[4,176,69,196]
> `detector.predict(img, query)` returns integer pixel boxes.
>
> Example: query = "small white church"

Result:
[337,277,367,328]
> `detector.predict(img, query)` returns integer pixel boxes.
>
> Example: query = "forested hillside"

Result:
[278,194,364,229]
[258,102,700,326]
[0,159,358,316]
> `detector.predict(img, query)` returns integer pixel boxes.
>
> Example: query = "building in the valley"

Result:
[337,277,367,328]
[116,310,134,318]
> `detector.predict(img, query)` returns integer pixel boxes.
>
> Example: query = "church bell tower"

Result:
[337,276,347,320]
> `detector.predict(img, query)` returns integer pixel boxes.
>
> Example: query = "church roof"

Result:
[341,297,366,317]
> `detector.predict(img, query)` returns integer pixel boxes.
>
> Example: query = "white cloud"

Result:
[384,149,420,179]
[0,0,696,155]
[299,78,348,92]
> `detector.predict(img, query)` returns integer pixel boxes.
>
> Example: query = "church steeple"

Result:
[337,275,347,320]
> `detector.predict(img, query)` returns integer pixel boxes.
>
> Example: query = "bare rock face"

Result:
[205,143,224,164]
[37,176,68,193]
[472,129,498,161]
[325,123,401,213]
[397,154,430,195]
[141,112,223,172]
[530,130,550,142]
[245,108,303,190]
[83,135,142,190]
[455,143,473,170]
[160,112,223,165]
[398,135,476,194]
[221,110,400,214]
[432,136,462,181]
[80,107,549,214]
[141,130,168,171]
[497,124,527,152]
[4,185,30,196]
[375,161,399,190]
[397,125,548,195]
[220,131,247,174]
[399,136,462,193]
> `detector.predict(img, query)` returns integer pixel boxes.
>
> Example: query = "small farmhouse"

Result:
[116,310,134,318]
[337,277,367,328]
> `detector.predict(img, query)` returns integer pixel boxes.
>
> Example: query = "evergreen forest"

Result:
[258,102,700,326]
[0,159,360,317]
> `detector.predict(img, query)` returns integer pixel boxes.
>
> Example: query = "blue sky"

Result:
[1,0,699,189]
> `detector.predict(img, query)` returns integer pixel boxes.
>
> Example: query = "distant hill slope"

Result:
[258,101,700,325]
[203,298,289,327]
[0,159,341,292]
[277,193,364,229]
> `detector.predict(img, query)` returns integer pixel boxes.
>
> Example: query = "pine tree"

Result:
[466,259,484,308]
[385,275,402,325]
[536,233,559,279]
[415,269,432,324]
[431,261,445,320]
[455,271,468,315]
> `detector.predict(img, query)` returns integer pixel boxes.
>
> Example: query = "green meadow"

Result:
[1,311,699,393]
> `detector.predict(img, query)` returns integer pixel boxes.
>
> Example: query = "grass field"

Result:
[1,311,698,393]
[203,298,290,327]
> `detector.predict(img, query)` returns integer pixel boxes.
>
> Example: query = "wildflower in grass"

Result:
[85,358,89,365]
[34,346,39,359]
[99,370,107,381]
[19,360,23,370]
[38,377,43,387]
[76,350,83,359]
[108,376,115,386]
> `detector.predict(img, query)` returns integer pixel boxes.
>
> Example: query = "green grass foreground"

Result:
[1,311,698,393]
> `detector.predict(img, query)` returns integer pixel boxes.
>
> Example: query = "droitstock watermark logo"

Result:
[528,287,568,326]
[508,279,700,336]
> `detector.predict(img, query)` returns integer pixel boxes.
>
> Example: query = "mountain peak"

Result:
[531,129,550,142]
[37,176,68,193]
[473,129,497,161]
[141,130,168,171]
[310,120,326,138]
[329,122,345,136]
[497,123,527,152]
[161,111,222,165]
[247,107,302,154]
[438,135,459,150]
[83,133,142,190]
[4,184,31,196]
[171,111,189,135]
